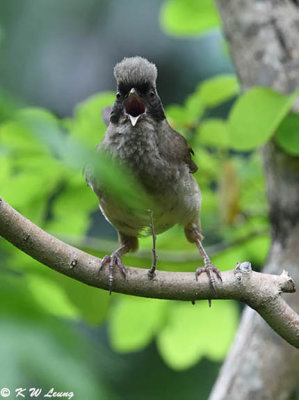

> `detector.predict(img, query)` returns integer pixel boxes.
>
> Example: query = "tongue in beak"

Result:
[125,89,145,126]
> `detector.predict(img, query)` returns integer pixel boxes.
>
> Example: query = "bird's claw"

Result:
[195,262,222,294]
[99,252,126,294]
[147,267,156,279]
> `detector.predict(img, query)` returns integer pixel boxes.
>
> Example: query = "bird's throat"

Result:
[125,93,145,126]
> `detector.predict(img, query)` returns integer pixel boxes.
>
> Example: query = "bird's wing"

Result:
[168,128,198,174]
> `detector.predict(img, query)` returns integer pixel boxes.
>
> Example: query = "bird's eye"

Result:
[116,92,121,100]
[150,90,155,98]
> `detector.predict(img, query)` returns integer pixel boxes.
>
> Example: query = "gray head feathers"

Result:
[114,56,157,87]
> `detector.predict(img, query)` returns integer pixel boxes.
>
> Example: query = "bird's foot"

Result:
[99,251,126,294]
[148,264,156,279]
[195,262,222,294]
[147,244,158,279]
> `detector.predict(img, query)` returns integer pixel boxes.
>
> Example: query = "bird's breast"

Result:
[104,120,172,182]
[97,119,201,235]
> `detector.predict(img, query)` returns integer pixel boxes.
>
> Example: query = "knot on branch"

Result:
[70,258,78,269]
[278,270,296,293]
[234,261,252,284]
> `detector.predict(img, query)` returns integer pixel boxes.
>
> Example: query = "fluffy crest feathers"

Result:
[114,56,157,88]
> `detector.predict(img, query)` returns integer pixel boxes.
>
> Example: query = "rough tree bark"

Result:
[211,1,299,399]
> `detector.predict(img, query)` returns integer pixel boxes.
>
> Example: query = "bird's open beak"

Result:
[125,88,146,126]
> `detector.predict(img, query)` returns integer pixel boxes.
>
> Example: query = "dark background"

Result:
[0,0,232,115]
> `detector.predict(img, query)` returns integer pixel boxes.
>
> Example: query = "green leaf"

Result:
[0,111,68,221]
[85,151,157,229]
[185,91,205,120]
[27,267,112,326]
[193,147,221,183]
[70,91,115,148]
[166,104,188,129]
[46,174,95,235]
[0,318,105,397]
[0,119,48,154]
[157,301,238,369]
[276,113,299,155]
[26,274,80,319]
[234,153,266,214]
[166,92,204,134]
[228,88,296,151]
[197,118,228,148]
[1,172,52,208]
[109,297,167,352]
[198,75,239,107]
[0,157,11,186]
[213,235,269,271]
[0,272,47,318]
[10,251,110,326]
[16,108,65,155]
[15,107,94,172]
[56,276,111,325]
[160,0,220,37]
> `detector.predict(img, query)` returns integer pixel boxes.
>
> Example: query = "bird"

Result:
[85,56,222,293]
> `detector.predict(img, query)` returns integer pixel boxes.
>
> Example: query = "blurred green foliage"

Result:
[1,76,273,374]
[160,0,220,36]
[228,88,297,151]
[276,113,299,155]
[1,3,299,398]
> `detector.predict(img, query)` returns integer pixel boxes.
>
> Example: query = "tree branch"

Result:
[0,197,298,347]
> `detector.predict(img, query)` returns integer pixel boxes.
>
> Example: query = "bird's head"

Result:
[111,56,165,126]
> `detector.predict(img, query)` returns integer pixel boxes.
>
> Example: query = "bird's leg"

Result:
[148,210,158,279]
[185,224,222,293]
[99,233,138,294]
[195,237,222,294]
[99,245,128,294]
